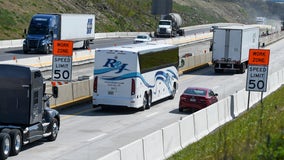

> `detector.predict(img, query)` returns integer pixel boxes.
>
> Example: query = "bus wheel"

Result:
[170,84,177,99]
[140,94,147,111]
[146,93,152,109]
[0,133,11,160]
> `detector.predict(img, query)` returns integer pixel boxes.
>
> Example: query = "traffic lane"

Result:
[0,27,208,62]
[0,38,132,61]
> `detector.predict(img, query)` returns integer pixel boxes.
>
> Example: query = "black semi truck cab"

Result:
[0,64,59,160]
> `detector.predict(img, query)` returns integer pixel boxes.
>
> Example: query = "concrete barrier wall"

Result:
[179,115,196,148]
[119,139,144,160]
[193,109,209,140]
[206,103,219,132]
[162,122,182,158]
[142,130,164,160]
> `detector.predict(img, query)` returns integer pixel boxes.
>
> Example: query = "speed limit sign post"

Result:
[52,40,73,82]
[246,49,270,109]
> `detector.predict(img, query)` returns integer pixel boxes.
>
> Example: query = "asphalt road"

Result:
[8,36,284,160]
[0,26,211,61]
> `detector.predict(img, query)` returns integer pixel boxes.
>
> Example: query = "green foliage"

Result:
[168,86,284,160]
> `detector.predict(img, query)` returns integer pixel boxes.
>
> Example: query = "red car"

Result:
[179,87,218,112]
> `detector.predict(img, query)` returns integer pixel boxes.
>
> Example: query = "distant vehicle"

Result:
[23,13,95,54]
[212,25,259,73]
[93,43,179,111]
[155,13,185,37]
[0,64,59,160]
[179,87,218,112]
[133,34,152,43]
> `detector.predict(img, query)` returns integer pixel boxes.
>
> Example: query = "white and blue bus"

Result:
[93,43,179,110]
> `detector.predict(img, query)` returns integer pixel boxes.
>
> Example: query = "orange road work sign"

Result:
[248,49,270,66]
[53,40,73,56]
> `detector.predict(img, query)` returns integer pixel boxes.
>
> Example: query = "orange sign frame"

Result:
[248,49,270,66]
[53,40,73,56]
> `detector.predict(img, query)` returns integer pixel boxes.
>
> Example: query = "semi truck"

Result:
[155,13,185,37]
[23,13,95,54]
[0,64,59,160]
[212,26,259,73]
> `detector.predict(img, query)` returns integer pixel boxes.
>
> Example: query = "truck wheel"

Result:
[9,129,22,156]
[0,133,11,160]
[214,68,223,73]
[47,118,59,141]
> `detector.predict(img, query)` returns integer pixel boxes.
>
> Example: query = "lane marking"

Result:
[61,108,97,120]
[87,133,107,142]
[145,112,159,118]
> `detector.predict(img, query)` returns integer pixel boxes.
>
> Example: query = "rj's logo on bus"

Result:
[103,58,129,73]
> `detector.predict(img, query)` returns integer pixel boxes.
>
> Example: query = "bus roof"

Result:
[96,43,178,55]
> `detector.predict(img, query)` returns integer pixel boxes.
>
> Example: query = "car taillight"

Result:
[200,97,210,105]
[131,79,135,95]
[93,76,98,93]
[180,95,187,101]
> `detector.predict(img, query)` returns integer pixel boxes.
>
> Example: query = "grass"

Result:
[168,85,284,160]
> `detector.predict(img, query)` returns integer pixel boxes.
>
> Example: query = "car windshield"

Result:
[159,21,171,25]
[184,88,206,96]
[137,35,147,39]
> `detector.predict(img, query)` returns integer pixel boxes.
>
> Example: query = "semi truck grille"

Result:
[28,40,39,48]
[160,28,167,33]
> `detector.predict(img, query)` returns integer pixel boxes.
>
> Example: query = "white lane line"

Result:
[87,133,107,142]
[145,112,159,118]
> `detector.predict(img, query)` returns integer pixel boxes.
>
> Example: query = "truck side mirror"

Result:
[52,86,58,98]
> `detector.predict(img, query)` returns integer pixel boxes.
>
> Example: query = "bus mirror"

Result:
[52,86,58,98]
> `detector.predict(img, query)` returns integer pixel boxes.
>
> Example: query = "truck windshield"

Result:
[159,21,171,25]
[28,18,49,35]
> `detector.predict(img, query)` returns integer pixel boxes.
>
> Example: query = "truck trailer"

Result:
[23,13,95,54]
[0,64,59,160]
[212,26,259,73]
[155,13,185,38]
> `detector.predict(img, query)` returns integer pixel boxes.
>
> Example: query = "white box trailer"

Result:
[60,14,95,40]
[212,26,259,73]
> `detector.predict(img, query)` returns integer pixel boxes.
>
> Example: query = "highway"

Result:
[0,26,211,61]
[6,35,284,160]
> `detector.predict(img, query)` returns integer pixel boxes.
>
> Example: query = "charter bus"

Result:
[93,43,179,110]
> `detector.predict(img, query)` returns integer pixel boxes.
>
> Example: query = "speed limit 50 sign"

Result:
[246,65,268,92]
[52,56,72,81]
[246,49,270,92]
[52,40,73,82]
